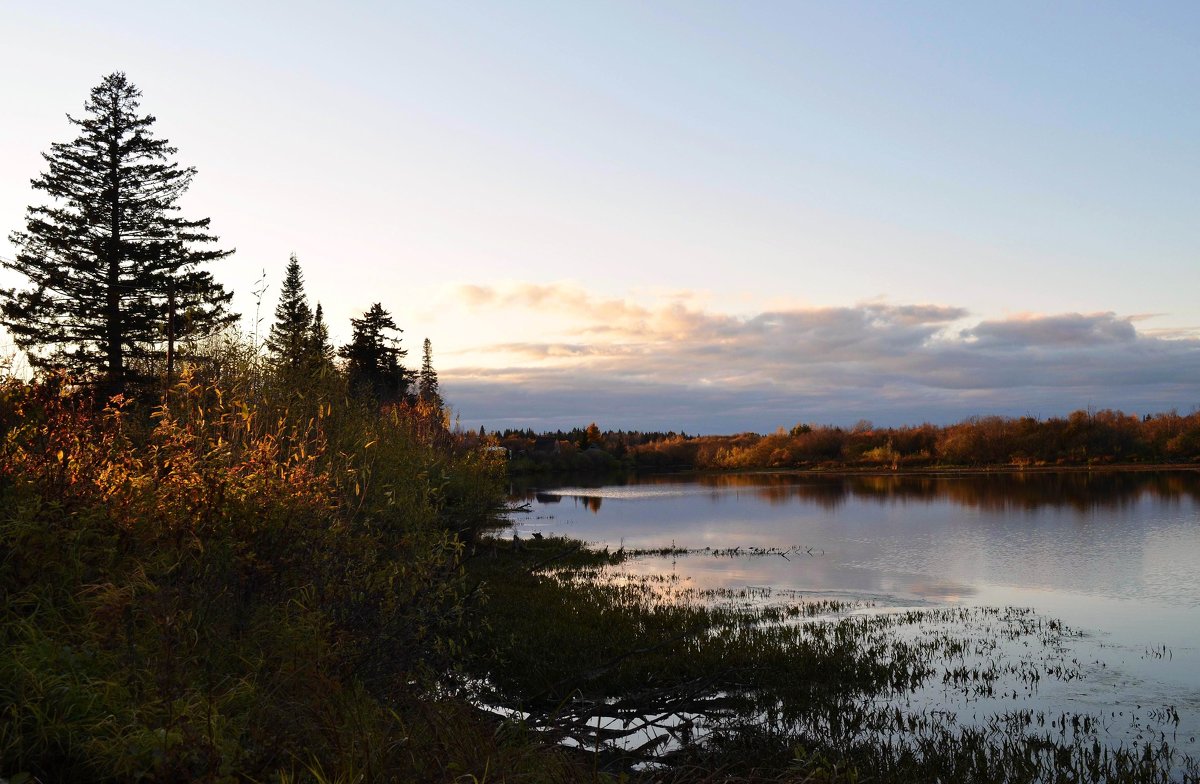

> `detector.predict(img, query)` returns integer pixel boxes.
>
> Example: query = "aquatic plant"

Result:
[467,535,1200,782]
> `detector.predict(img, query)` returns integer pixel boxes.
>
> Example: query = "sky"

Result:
[1,1,1198,433]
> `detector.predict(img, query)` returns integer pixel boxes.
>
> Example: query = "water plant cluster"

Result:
[467,535,1200,782]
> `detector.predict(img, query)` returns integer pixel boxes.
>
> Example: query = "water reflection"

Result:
[515,470,1200,513]
[510,470,1200,608]
[507,470,1200,754]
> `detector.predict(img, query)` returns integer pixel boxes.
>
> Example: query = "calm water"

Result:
[509,471,1200,751]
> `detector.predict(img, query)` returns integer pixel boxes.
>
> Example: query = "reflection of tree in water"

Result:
[691,470,1200,512]
[509,470,1200,514]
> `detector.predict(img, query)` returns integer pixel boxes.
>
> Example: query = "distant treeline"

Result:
[496,408,1200,473]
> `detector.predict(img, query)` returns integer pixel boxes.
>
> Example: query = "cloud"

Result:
[457,284,497,307]
[964,312,1136,348]
[443,283,1200,432]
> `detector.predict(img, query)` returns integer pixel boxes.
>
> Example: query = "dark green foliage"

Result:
[308,302,334,369]
[265,254,313,369]
[263,253,333,381]
[470,540,925,714]
[418,337,442,408]
[1,72,233,397]
[339,303,411,404]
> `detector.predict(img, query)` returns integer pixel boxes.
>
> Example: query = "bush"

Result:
[0,367,508,781]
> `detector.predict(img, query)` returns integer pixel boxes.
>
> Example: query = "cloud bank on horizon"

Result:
[440,283,1200,434]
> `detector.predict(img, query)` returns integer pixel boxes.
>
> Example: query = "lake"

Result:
[508,470,1200,754]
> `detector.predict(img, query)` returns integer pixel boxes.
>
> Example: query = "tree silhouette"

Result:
[1,72,233,396]
[339,303,410,403]
[418,337,442,408]
[308,302,334,369]
[265,254,313,369]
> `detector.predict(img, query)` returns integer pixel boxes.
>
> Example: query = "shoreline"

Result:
[682,462,1200,479]
[512,462,1200,483]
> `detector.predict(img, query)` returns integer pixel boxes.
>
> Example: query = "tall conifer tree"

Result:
[418,337,442,408]
[308,302,334,368]
[1,72,233,396]
[265,254,313,369]
[339,303,410,403]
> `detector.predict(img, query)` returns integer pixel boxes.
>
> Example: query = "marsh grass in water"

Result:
[467,535,1200,782]
[620,545,822,560]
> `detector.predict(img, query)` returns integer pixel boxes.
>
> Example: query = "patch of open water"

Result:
[508,471,1200,756]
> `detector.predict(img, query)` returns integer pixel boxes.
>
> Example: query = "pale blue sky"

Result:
[2,2,1198,430]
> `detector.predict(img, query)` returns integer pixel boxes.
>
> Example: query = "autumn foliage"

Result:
[0,371,507,781]
[531,409,1200,473]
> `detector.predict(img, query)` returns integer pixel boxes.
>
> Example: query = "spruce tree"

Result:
[1,72,233,396]
[338,303,410,403]
[418,337,442,408]
[308,302,334,368]
[265,254,313,369]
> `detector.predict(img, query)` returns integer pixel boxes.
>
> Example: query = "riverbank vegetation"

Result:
[499,407,1200,475]
[0,359,558,781]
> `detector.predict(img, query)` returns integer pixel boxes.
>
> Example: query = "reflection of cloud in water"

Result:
[900,576,978,602]
[609,552,978,606]
[532,485,714,500]
[512,472,1200,755]
[516,471,1200,608]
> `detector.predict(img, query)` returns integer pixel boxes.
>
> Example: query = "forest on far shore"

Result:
[495,407,1200,474]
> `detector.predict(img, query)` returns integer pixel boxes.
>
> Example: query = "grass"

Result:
[465,535,1200,783]
[0,370,606,783]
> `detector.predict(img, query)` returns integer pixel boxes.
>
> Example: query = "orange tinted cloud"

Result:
[442,283,1200,431]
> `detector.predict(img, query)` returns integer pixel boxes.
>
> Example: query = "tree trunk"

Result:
[166,277,176,386]
[103,94,124,399]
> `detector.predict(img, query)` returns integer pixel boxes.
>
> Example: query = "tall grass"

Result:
[0,360,588,782]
